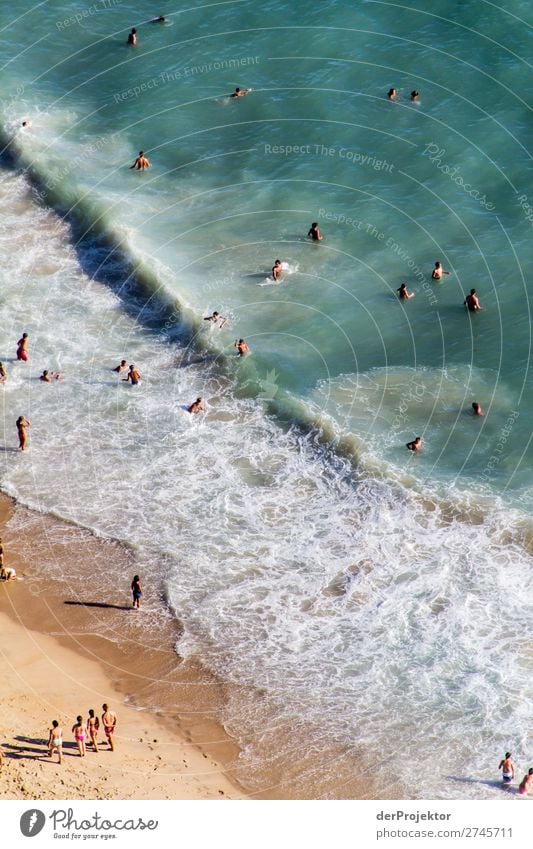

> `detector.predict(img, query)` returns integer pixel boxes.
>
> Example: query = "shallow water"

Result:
[0,0,532,798]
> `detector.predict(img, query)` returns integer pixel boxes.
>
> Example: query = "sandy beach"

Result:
[0,495,245,801]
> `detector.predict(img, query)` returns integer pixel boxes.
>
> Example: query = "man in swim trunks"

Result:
[308,223,323,241]
[130,151,150,170]
[114,359,128,373]
[102,704,117,751]
[188,397,204,414]
[498,752,515,785]
[124,364,141,385]
[272,260,283,280]
[464,289,482,311]
[431,261,450,280]
[16,333,29,361]
[406,437,422,452]
[518,768,533,796]
[48,720,63,764]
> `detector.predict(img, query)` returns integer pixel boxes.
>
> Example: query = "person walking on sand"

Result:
[48,720,63,765]
[124,364,141,385]
[102,704,117,751]
[498,752,515,785]
[518,768,533,796]
[16,332,29,361]
[431,261,450,280]
[464,288,482,311]
[131,575,142,608]
[87,709,99,752]
[16,416,31,451]
[72,715,87,757]
[130,151,150,170]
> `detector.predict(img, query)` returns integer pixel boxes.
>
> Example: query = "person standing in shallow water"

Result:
[131,575,142,608]
[16,416,31,451]
[16,332,29,361]
[307,222,323,241]
[130,151,150,170]
[498,752,515,785]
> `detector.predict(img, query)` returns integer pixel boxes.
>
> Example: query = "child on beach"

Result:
[47,720,63,764]
[72,715,87,757]
[131,575,143,608]
[87,709,99,752]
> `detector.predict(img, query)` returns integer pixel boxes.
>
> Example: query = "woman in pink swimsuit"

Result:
[72,715,87,757]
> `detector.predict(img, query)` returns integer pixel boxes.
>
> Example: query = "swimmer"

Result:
[387,88,398,101]
[411,90,420,101]
[498,752,515,785]
[308,222,323,241]
[272,259,283,280]
[230,87,250,98]
[203,311,228,328]
[127,28,137,46]
[16,332,29,361]
[123,364,141,385]
[150,15,167,23]
[21,120,30,128]
[472,401,484,416]
[16,416,31,451]
[48,720,63,765]
[39,370,52,383]
[406,437,422,452]
[518,768,533,796]
[464,288,482,311]
[187,397,204,414]
[431,261,450,280]
[0,362,7,383]
[113,360,128,373]
[130,151,150,170]
[397,283,414,300]
[72,715,87,758]
[235,339,249,357]
[131,575,142,609]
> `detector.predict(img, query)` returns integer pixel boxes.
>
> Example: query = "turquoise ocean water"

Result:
[0,1,531,798]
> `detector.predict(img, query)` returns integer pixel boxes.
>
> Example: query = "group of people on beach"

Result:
[48,704,117,765]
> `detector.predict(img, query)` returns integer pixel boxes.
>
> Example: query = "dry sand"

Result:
[0,495,245,800]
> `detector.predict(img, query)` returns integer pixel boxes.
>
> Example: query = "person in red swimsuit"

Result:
[16,333,29,361]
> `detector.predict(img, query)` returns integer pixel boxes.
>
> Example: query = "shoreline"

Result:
[0,493,246,800]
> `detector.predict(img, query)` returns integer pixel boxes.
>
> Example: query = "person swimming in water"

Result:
[130,151,150,170]
[411,90,420,101]
[127,28,137,46]
[397,283,414,300]
[431,261,450,280]
[203,311,228,328]
[472,401,484,416]
[235,339,249,357]
[230,87,250,98]
[123,364,141,385]
[272,260,283,281]
[406,437,422,452]
[150,15,167,23]
[308,223,323,241]
[464,289,482,311]
[113,360,128,373]
[187,397,204,414]
[387,88,398,101]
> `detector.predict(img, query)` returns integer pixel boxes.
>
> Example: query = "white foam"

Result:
[0,169,531,799]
